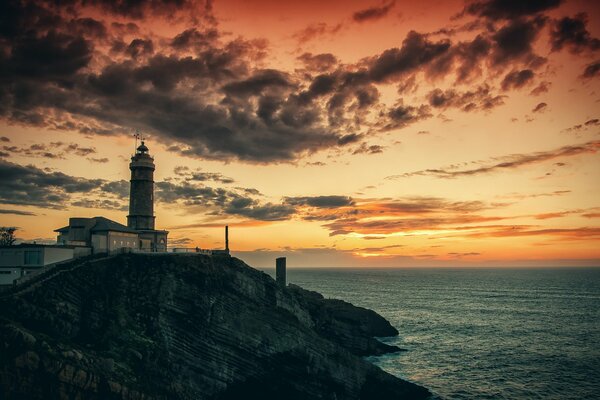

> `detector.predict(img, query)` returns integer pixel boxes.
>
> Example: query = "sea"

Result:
[263,267,600,400]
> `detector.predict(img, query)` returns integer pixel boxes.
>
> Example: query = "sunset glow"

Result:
[1,0,599,266]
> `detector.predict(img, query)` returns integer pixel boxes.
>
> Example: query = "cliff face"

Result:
[0,254,430,400]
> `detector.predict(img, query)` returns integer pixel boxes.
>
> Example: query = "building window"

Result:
[24,251,41,265]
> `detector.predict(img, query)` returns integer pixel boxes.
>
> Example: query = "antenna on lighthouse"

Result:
[133,131,140,152]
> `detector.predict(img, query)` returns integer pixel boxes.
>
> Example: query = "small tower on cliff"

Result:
[127,140,156,230]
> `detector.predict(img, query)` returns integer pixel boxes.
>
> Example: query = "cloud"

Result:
[464,226,600,240]
[88,157,109,163]
[319,197,506,236]
[71,198,127,211]
[0,159,105,208]
[582,61,600,79]
[284,196,354,208]
[366,31,451,83]
[172,166,235,184]
[389,140,600,179]
[461,0,562,21]
[562,118,600,133]
[352,1,395,23]
[297,53,339,72]
[530,81,551,96]
[352,143,385,155]
[490,17,547,67]
[427,85,505,112]
[0,142,97,159]
[501,69,534,90]
[550,13,600,54]
[0,0,595,166]
[0,209,36,216]
[293,22,343,44]
[532,102,547,113]
[224,198,295,221]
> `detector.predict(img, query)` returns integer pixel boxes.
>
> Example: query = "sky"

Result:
[0,0,599,267]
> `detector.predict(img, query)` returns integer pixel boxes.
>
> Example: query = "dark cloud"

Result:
[562,118,600,133]
[490,17,546,67]
[0,142,96,159]
[0,0,593,167]
[501,69,534,90]
[453,35,492,82]
[293,22,343,44]
[77,0,200,20]
[71,198,127,211]
[378,103,432,131]
[352,143,384,155]
[101,180,130,197]
[171,27,219,50]
[0,209,36,216]
[155,180,296,221]
[222,69,293,98]
[297,53,338,72]
[126,38,154,58]
[389,140,600,179]
[352,1,395,23]
[224,198,295,221]
[284,196,354,208]
[367,31,451,83]
[172,166,235,184]
[0,159,104,208]
[582,61,600,79]
[88,157,109,163]
[532,102,547,113]
[427,85,505,112]
[462,0,562,21]
[550,13,600,54]
[530,81,550,96]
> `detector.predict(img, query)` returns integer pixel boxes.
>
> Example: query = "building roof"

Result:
[90,217,139,234]
[54,217,139,234]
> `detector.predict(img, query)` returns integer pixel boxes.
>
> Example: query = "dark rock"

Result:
[0,254,430,399]
[287,284,406,356]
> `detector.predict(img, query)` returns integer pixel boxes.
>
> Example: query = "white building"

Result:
[55,216,142,253]
[0,244,91,286]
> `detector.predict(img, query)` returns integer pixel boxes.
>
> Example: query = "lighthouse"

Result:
[128,141,156,230]
[127,139,168,251]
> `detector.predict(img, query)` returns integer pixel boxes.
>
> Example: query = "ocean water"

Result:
[265,267,600,400]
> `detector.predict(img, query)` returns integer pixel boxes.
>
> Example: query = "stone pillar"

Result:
[225,225,229,251]
[276,257,286,287]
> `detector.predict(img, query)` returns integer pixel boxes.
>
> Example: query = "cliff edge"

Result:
[0,253,430,399]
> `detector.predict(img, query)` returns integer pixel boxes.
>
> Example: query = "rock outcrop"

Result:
[0,253,430,399]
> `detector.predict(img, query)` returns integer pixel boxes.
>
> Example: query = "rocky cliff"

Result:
[0,253,430,399]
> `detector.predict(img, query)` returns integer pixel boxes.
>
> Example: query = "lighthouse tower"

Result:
[127,139,168,251]
[128,141,155,230]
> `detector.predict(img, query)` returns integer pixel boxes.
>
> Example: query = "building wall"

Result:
[91,234,108,252]
[42,247,75,265]
[0,268,21,286]
[137,231,168,252]
[107,232,138,251]
[0,249,23,267]
[0,247,75,268]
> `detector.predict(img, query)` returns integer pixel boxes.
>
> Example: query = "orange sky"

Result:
[1,0,599,267]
